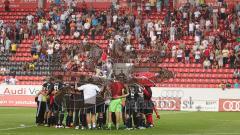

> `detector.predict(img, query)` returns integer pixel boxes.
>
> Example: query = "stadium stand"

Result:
[0,0,239,87]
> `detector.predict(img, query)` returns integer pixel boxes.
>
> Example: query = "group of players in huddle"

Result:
[35,75,160,130]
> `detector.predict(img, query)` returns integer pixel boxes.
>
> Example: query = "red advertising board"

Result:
[152,97,181,111]
[0,95,36,107]
[219,99,240,112]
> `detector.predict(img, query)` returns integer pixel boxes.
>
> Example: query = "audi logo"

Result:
[223,101,240,111]
[160,90,184,98]
[154,100,177,110]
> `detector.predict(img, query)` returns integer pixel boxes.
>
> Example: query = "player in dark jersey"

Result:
[125,83,146,130]
[125,84,137,130]
[42,77,54,127]
[135,84,146,129]
[53,75,66,128]
[64,84,75,128]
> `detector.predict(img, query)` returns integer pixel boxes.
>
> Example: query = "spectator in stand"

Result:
[226,81,232,89]
[205,18,211,31]
[0,44,5,55]
[9,76,18,85]
[219,81,226,90]
[83,21,90,36]
[194,49,201,63]
[73,31,80,39]
[229,53,236,69]
[189,21,195,36]
[47,47,53,62]
[56,22,63,36]
[234,44,239,53]
[213,8,218,29]
[176,48,183,63]
[31,23,37,36]
[22,63,28,71]
[90,27,96,40]
[170,23,176,41]
[234,80,239,88]
[33,53,39,62]
[222,47,229,67]
[10,42,17,54]
[233,69,240,80]
[216,52,223,68]
[4,0,10,12]
[37,21,43,35]
[134,25,141,40]
[209,51,214,64]
[171,44,176,58]
[203,58,211,69]
[203,47,210,59]
[185,47,191,63]
[26,14,34,25]
[156,0,162,12]
[5,37,11,54]
[0,66,7,75]
[4,76,10,84]
[212,61,218,69]
[29,63,35,71]
[31,41,37,56]
[145,1,151,16]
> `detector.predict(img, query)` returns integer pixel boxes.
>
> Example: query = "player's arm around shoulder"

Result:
[118,84,129,99]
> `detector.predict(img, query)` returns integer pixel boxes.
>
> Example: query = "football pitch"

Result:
[0,107,240,135]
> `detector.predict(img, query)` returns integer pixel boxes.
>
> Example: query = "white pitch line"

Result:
[0,125,239,135]
[208,119,240,122]
[160,112,193,115]
[0,125,35,131]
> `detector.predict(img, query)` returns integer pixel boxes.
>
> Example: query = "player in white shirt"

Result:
[78,78,103,129]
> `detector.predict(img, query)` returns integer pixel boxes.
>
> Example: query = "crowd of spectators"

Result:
[0,0,239,86]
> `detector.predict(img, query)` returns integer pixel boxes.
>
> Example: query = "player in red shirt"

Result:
[143,85,160,128]
[108,79,129,130]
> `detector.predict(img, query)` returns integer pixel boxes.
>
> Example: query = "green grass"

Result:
[0,107,240,135]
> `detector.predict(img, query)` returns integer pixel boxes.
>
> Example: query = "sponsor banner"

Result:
[151,87,240,112]
[152,97,181,111]
[219,99,240,112]
[0,95,36,107]
[151,88,240,100]
[0,85,42,96]
[181,97,218,112]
